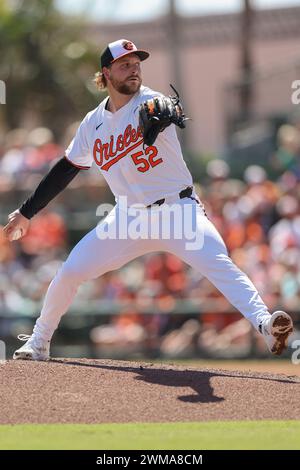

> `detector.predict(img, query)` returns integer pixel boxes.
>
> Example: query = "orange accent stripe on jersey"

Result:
[64,155,91,170]
[101,138,144,171]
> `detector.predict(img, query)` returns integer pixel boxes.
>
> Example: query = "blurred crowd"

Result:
[1,119,300,358]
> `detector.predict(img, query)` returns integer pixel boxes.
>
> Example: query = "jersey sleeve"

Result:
[139,86,164,102]
[64,115,93,169]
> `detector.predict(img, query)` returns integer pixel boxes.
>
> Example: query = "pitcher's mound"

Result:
[1,358,300,424]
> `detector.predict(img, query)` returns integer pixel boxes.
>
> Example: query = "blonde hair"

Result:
[94,71,107,90]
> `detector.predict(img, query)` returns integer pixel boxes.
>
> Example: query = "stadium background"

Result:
[1,0,300,363]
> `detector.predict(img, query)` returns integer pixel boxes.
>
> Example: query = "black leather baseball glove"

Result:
[138,85,188,147]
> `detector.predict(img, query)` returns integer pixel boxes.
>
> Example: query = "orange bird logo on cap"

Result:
[122,41,134,51]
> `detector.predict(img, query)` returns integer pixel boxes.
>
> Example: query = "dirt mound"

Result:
[1,358,300,424]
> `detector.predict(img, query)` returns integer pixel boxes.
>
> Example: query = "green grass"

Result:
[0,421,300,449]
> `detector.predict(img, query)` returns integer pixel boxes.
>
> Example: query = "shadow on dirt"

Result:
[50,359,300,404]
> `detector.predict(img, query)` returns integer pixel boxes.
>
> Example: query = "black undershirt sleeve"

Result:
[19,157,84,220]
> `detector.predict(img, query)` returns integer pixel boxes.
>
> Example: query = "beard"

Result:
[110,75,142,95]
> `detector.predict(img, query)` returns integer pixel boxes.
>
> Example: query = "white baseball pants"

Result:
[33,198,270,341]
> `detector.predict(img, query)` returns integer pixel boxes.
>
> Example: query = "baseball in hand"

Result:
[11,228,23,241]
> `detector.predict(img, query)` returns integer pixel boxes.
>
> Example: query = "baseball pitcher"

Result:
[4,39,293,360]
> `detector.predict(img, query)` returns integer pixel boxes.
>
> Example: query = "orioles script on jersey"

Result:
[93,124,144,171]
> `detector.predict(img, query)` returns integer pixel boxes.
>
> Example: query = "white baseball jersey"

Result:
[65,85,193,206]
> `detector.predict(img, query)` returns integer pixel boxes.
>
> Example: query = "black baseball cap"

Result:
[100,39,150,69]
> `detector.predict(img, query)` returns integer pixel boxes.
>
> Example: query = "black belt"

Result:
[146,186,199,208]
